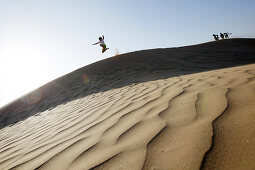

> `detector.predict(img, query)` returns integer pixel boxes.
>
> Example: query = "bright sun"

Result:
[0,38,51,107]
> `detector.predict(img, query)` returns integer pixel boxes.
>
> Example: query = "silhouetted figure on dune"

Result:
[224,32,232,39]
[224,32,230,39]
[220,33,225,40]
[213,34,219,41]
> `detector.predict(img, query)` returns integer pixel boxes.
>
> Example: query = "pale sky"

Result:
[0,0,255,107]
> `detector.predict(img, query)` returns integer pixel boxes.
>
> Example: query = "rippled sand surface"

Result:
[1,39,255,170]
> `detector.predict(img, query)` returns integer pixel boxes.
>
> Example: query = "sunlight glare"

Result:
[0,38,51,107]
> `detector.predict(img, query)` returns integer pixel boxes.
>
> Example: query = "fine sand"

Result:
[0,39,255,170]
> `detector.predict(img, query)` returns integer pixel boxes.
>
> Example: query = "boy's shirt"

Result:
[99,40,105,45]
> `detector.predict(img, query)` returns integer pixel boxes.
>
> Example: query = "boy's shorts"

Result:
[100,44,106,48]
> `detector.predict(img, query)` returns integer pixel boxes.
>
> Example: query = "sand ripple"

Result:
[1,64,255,170]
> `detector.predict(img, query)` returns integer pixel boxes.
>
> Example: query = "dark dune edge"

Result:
[0,38,255,129]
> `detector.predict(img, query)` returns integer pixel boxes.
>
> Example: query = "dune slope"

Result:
[0,39,255,169]
[1,39,255,129]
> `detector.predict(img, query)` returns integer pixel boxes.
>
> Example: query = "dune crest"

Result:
[1,63,255,169]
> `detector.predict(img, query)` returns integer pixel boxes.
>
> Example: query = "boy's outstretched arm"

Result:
[102,35,104,40]
[92,42,99,45]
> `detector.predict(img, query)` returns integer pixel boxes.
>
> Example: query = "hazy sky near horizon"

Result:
[0,0,255,107]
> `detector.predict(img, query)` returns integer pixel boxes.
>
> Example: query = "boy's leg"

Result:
[101,44,107,53]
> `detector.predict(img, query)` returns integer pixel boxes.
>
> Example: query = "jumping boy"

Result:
[92,35,109,53]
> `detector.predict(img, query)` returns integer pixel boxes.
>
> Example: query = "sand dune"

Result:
[0,39,255,169]
[1,38,255,129]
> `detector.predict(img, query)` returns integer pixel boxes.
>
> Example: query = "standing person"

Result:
[224,33,229,39]
[216,34,219,40]
[92,35,109,53]
[213,34,219,41]
[220,33,225,40]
